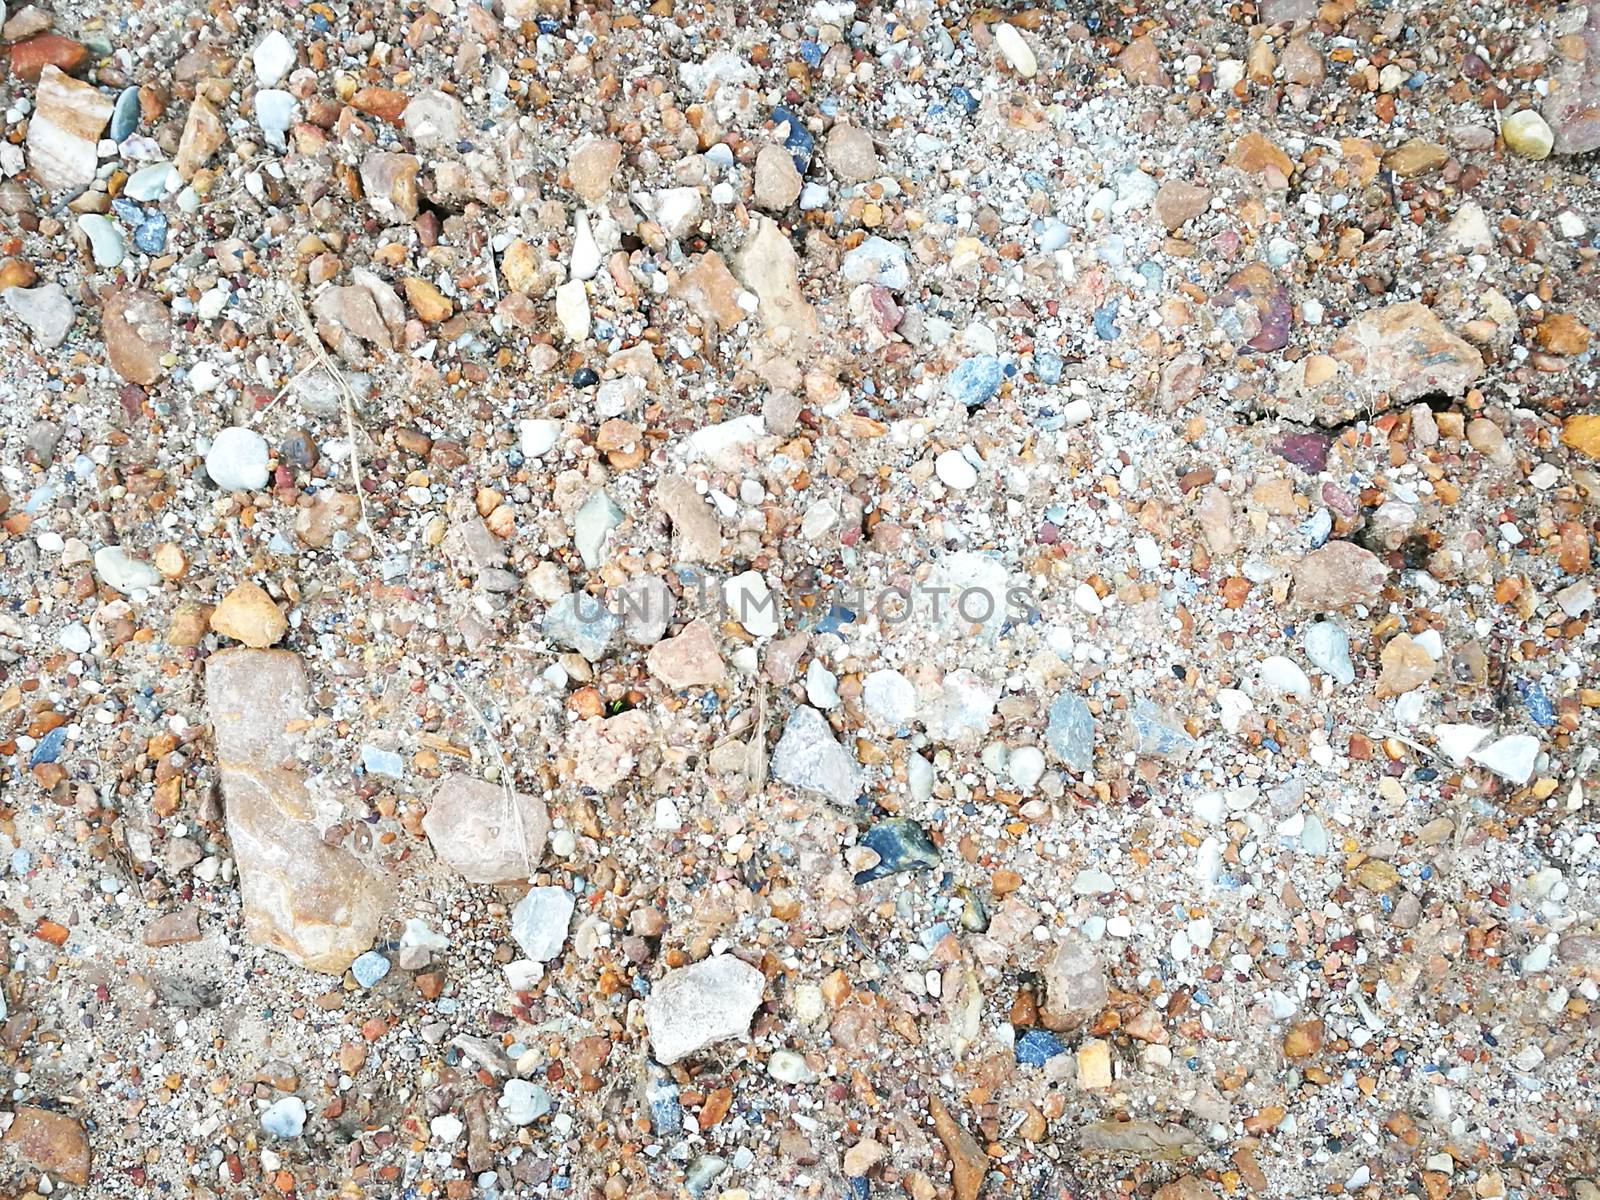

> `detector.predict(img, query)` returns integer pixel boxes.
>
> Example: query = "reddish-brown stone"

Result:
[7,34,89,83]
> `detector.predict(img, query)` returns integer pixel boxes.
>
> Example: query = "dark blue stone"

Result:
[646,1075,682,1135]
[772,106,815,171]
[134,214,168,254]
[1093,299,1120,340]
[852,818,939,884]
[30,726,66,766]
[949,85,978,114]
[947,355,1003,407]
[1515,678,1554,726]
[816,604,855,634]
[1015,1028,1067,1065]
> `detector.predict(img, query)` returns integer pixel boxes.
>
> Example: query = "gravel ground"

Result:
[0,0,1598,1197]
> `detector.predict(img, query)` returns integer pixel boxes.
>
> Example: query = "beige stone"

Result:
[648,620,724,689]
[1153,180,1210,231]
[205,649,387,973]
[210,581,288,648]
[1077,1038,1114,1089]
[735,216,817,338]
[422,774,550,884]
[824,123,879,183]
[1292,541,1388,610]
[656,473,723,563]
[1376,633,1437,696]
[754,143,802,210]
[568,138,622,204]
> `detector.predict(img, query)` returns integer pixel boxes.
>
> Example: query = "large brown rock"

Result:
[175,96,225,180]
[8,34,89,82]
[102,289,172,386]
[3,1106,90,1185]
[205,649,386,973]
[1040,933,1109,1031]
[1290,301,1482,426]
[422,774,550,884]
[1292,541,1388,611]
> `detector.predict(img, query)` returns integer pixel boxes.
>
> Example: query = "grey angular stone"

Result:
[1128,699,1196,756]
[644,955,766,1065]
[770,706,863,805]
[1045,691,1094,772]
[3,283,75,349]
[544,592,621,661]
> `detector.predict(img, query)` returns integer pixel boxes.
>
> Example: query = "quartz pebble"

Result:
[771,706,863,805]
[993,23,1038,78]
[206,427,271,492]
[3,283,75,348]
[510,887,575,962]
[643,955,766,1065]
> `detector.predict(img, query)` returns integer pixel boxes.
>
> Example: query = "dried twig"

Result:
[444,674,533,879]
[281,284,370,531]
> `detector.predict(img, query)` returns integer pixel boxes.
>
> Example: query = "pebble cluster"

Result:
[0,0,1598,1197]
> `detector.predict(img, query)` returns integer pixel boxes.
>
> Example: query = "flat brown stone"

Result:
[144,907,201,947]
[3,1106,89,1185]
[1292,541,1388,611]
[7,33,88,82]
[101,288,172,386]
[1227,131,1294,185]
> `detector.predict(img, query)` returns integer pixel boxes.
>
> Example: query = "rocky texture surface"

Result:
[643,955,768,1066]
[0,0,1597,1197]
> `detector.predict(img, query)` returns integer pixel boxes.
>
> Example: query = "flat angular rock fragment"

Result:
[1290,302,1482,424]
[1292,541,1388,610]
[770,706,863,805]
[423,774,550,884]
[3,1106,90,1185]
[205,649,386,973]
[643,955,766,1064]
[27,66,113,192]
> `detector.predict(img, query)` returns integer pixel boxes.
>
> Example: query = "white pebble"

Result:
[935,449,978,490]
[994,23,1038,78]
[205,427,271,491]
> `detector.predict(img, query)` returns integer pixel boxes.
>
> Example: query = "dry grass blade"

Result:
[281,283,370,532]
[444,675,533,880]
